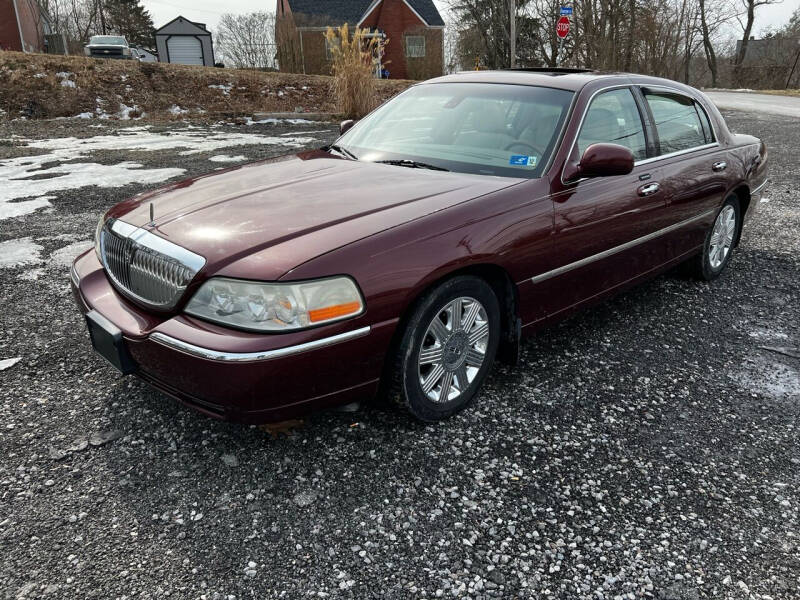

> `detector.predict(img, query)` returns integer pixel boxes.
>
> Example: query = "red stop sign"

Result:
[556,16,570,39]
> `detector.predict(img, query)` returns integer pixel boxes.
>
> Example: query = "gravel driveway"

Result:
[0,112,797,600]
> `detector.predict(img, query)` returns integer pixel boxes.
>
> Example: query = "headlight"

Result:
[185,276,365,332]
[94,213,106,262]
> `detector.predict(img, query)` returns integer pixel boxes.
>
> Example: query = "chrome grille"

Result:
[100,220,205,310]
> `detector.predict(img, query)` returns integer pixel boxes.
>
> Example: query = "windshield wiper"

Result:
[375,159,449,172]
[326,144,358,160]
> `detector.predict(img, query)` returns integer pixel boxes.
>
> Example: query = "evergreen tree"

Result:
[103,0,155,50]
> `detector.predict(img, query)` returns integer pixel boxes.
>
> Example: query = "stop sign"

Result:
[556,16,570,39]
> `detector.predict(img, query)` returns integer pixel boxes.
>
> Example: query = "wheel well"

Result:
[386,264,520,372]
[730,185,751,247]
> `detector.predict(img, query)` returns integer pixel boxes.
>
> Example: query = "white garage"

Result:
[155,16,215,67]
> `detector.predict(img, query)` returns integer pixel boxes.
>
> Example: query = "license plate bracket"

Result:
[85,310,137,375]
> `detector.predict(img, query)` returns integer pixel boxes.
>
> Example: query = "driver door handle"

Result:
[637,182,660,197]
[712,161,727,172]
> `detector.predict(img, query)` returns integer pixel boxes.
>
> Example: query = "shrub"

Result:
[324,24,387,118]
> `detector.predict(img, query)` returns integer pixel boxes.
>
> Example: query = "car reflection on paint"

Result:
[71,68,768,423]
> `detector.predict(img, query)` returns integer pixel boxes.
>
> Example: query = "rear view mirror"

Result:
[340,119,356,135]
[565,143,634,180]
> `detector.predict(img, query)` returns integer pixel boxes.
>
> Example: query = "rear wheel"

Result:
[386,276,500,422]
[687,195,740,281]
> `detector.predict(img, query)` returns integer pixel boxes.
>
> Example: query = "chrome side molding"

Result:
[531,210,715,284]
[149,326,372,362]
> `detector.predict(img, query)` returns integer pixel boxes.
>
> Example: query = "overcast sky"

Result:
[141,0,800,37]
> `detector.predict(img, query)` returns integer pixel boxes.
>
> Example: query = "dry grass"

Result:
[324,24,387,119]
[0,51,410,121]
[758,89,800,97]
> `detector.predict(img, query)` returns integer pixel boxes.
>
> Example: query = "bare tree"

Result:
[216,12,277,69]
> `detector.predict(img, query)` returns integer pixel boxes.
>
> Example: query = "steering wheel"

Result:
[505,141,545,156]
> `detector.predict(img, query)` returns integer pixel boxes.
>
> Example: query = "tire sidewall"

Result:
[399,277,501,422]
[701,196,740,280]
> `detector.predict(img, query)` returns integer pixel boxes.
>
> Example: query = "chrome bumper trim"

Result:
[149,326,371,362]
[752,179,768,195]
[530,209,716,285]
[70,263,80,288]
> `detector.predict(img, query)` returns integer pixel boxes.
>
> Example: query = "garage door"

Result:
[167,37,203,65]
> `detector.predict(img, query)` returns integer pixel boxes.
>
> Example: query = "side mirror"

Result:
[340,119,356,135]
[565,143,634,180]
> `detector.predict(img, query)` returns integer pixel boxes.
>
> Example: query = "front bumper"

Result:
[71,251,394,423]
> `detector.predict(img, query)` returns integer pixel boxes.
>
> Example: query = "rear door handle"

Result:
[637,182,660,196]
[712,161,727,172]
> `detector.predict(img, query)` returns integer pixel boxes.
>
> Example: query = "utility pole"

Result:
[509,0,516,68]
[788,42,800,90]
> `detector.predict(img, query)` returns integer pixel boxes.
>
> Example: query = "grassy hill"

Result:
[0,51,410,121]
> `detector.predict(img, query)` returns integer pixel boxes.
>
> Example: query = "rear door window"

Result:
[644,92,710,155]
[577,88,647,161]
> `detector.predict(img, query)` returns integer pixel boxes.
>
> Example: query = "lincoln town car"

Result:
[71,69,768,423]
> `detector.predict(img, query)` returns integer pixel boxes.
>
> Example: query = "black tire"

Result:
[385,276,501,422]
[686,195,741,281]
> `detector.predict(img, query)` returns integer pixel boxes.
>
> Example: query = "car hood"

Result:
[109,152,523,280]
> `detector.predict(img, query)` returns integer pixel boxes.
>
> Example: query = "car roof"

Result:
[424,69,688,94]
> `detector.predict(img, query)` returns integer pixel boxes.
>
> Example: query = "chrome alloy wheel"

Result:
[417,297,490,403]
[709,205,736,269]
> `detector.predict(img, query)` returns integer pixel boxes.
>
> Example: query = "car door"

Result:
[638,88,729,257]
[537,86,673,316]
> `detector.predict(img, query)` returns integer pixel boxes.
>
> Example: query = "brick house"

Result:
[0,0,52,53]
[276,0,444,80]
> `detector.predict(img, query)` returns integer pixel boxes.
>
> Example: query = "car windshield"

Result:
[336,82,573,178]
[90,36,126,46]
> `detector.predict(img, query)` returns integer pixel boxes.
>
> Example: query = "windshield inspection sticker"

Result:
[509,155,538,167]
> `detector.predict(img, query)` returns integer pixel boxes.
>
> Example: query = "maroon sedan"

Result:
[71,69,768,423]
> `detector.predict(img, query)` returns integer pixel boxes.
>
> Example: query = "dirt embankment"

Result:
[0,51,411,121]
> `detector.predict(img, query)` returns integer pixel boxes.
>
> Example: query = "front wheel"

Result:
[385,276,501,422]
[687,195,741,281]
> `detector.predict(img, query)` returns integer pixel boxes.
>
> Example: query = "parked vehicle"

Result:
[130,46,158,62]
[84,35,132,59]
[71,69,768,424]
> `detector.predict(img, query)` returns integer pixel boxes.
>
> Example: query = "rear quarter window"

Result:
[644,92,710,155]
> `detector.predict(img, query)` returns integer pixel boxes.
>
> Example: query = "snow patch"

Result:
[208,154,247,163]
[168,105,188,116]
[209,83,233,96]
[0,196,54,220]
[33,73,47,79]
[734,357,800,401]
[61,79,77,88]
[19,268,44,280]
[243,117,319,126]
[1,128,319,208]
[1,160,185,203]
[50,240,94,268]
[75,112,94,119]
[0,357,22,371]
[55,71,73,79]
[117,103,140,120]
[0,237,44,268]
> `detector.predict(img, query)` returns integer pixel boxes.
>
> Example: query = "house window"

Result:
[405,35,425,58]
